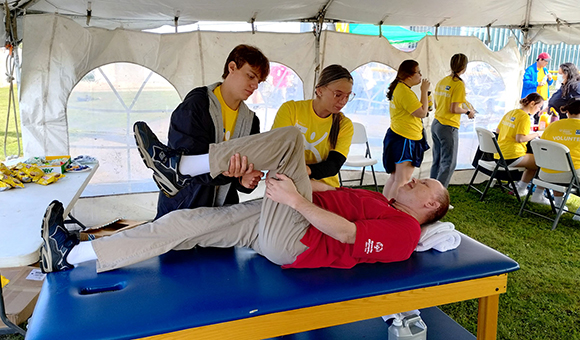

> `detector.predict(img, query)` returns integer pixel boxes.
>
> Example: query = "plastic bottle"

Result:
[388,314,427,340]
[538,111,550,131]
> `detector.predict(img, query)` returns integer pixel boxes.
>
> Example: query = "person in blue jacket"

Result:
[521,52,553,100]
[154,44,270,219]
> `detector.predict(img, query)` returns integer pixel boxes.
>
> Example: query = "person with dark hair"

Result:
[155,44,270,219]
[430,53,475,188]
[548,63,580,119]
[521,52,553,100]
[39,123,450,274]
[496,93,549,204]
[383,60,430,200]
[540,99,580,215]
[271,64,354,187]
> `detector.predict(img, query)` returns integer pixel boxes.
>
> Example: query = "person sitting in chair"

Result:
[40,123,449,274]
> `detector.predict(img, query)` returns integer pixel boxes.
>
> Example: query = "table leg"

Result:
[477,294,500,340]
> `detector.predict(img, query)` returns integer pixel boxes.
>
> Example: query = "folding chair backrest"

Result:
[475,127,500,154]
[530,139,573,172]
[351,122,368,144]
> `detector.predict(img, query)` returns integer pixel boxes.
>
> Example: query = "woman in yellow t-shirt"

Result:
[430,53,475,188]
[382,59,431,200]
[540,100,580,216]
[496,92,548,204]
[271,64,354,187]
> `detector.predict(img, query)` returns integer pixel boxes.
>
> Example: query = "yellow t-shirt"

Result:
[213,85,238,141]
[433,76,467,128]
[537,68,548,100]
[540,118,580,173]
[389,82,423,140]
[496,109,531,160]
[272,100,354,187]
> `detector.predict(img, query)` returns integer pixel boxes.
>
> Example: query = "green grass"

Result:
[0,86,21,162]
[439,184,580,339]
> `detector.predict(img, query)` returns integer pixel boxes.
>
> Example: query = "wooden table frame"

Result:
[144,273,507,340]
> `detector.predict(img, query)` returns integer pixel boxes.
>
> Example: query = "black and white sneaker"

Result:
[133,121,188,197]
[40,200,79,273]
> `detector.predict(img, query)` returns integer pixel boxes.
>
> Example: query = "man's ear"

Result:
[228,61,237,75]
[425,200,441,210]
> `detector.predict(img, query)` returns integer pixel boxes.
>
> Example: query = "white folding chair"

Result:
[518,139,580,230]
[338,122,378,191]
[466,127,525,201]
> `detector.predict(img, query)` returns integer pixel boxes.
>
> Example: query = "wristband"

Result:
[465,110,471,115]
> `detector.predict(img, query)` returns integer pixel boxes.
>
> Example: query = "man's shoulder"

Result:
[182,86,210,102]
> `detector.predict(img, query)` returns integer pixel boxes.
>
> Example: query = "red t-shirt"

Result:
[282,188,421,269]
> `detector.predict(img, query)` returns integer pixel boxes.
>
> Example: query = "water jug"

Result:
[387,314,427,340]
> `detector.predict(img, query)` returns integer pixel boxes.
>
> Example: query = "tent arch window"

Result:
[67,62,181,196]
[458,61,507,171]
[342,62,396,173]
[246,62,305,132]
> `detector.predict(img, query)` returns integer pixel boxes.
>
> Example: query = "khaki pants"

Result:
[93,127,311,272]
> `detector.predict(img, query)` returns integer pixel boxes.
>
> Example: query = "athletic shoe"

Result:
[516,186,528,198]
[573,207,580,221]
[133,121,188,197]
[40,200,79,273]
[530,195,551,206]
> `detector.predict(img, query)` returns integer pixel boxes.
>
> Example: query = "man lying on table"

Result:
[40,123,449,273]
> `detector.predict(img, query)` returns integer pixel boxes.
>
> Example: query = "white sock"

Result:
[517,181,528,189]
[66,241,97,265]
[554,196,564,206]
[178,154,210,177]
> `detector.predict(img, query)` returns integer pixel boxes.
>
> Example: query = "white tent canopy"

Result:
[20,14,522,161]
[7,0,580,44]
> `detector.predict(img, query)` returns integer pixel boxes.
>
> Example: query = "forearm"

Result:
[290,195,356,244]
[450,102,468,114]
[516,133,539,143]
[310,179,336,192]
[308,151,346,180]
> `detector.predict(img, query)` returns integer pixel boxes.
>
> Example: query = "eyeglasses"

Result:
[325,87,356,102]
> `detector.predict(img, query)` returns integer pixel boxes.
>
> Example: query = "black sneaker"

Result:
[133,121,189,197]
[40,200,79,273]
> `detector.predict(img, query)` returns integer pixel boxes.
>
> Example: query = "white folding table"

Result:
[0,163,98,335]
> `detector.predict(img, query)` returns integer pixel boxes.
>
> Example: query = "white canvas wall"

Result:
[20,14,522,179]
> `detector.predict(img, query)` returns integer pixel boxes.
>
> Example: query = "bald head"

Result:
[393,178,450,225]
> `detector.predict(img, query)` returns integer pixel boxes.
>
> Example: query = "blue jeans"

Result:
[430,119,459,188]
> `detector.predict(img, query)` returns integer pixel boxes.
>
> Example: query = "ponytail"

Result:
[329,113,342,149]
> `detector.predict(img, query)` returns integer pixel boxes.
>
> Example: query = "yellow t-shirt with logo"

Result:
[496,109,531,160]
[390,82,423,140]
[213,85,238,141]
[537,68,548,100]
[272,100,354,187]
[540,119,580,173]
[434,76,467,128]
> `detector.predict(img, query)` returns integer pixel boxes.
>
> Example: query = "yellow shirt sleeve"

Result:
[271,101,297,129]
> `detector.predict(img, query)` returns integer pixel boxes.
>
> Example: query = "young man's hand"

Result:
[223,153,253,177]
[240,170,263,189]
[265,173,301,208]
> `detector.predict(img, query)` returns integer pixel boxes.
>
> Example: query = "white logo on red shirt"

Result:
[365,239,384,254]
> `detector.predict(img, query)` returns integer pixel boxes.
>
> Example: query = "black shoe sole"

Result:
[40,200,64,273]
[133,122,180,197]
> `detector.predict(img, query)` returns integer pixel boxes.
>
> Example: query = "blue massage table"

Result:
[25,233,519,340]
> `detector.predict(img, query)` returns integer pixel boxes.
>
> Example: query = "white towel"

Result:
[415,221,461,252]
